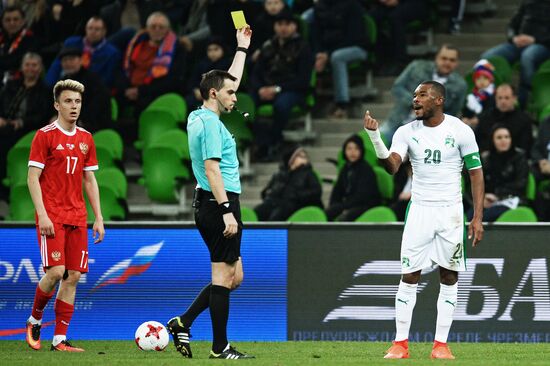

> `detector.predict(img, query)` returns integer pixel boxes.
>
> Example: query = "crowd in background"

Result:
[0,0,549,222]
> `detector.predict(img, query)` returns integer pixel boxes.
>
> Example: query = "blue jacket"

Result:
[46,36,121,88]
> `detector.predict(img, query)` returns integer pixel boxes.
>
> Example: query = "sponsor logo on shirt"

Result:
[66,143,75,150]
[79,142,89,155]
[56,144,64,150]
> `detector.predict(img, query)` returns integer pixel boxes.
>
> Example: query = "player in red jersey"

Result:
[25,79,105,352]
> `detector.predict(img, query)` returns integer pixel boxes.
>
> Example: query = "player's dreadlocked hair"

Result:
[53,79,85,102]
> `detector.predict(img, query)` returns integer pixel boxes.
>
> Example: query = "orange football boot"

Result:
[431,340,455,359]
[384,340,409,359]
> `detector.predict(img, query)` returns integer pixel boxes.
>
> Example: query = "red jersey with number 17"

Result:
[28,121,98,227]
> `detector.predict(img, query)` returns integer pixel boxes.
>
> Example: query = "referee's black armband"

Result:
[219,201,232,214]
[236,47,248,54]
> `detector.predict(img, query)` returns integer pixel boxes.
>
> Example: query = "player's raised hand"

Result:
[93,219,105,244]
[468,217,483,247]
[363,110,379,131]
[236,26,252,49]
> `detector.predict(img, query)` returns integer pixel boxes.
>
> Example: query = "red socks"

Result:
[31,285,55,320]
[54,299,74,336]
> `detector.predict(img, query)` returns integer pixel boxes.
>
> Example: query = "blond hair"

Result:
[53,79,85,102]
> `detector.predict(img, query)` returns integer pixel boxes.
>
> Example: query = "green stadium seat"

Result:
[526,172,536,201]
[538,103,550,122]
[148,92,188,122]
[486,56,513,83]
[93,129,123,169]
[95,167,128,199]
[134,107,179,150]
[287,206,327,222]
[86,185,126,221]
[140,129,191,203]
[496,206,538,223]
[3,130,37,187]
[110,97,119,122]
[241,206,258,222]
[530,71,550,116]
[355,206,397,222]
[372,166,394,203]
[7,183,34,221]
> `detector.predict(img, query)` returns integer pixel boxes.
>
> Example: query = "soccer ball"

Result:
[134,321,169,351]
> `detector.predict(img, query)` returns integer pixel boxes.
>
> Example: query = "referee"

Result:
[167,26,253,360]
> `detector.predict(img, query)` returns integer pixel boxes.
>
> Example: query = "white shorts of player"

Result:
[400,201,466,274]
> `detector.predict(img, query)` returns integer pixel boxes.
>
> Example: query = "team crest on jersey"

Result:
[444,134,456,148]
[79,142,89,155]
[51,251,62,261]
[66,143,75,150]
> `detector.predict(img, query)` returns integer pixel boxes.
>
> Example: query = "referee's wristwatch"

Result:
[274,85,282,94]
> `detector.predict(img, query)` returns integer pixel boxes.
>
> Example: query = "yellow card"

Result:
[231,11,247,29]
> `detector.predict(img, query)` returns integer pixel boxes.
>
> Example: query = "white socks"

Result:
[435,282,458,343]
[394,281,418,341]
[27,315,41,326]
[52,335,66,346]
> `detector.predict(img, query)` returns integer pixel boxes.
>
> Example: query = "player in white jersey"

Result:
[364,81,484,360]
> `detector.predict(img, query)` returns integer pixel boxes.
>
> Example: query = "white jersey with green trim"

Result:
[390,114,480,206]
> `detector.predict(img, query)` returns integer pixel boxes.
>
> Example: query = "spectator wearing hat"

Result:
[254,145,323,221]
[250,9,313,160]
[462,59,496,127]
[45,16,121,88]
[251,0,288,58]
[57,46,112,132]
[185,36,231,111]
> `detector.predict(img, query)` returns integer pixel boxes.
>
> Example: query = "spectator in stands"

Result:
[185,36,231,111]
[390,162,412,221]
[251,0,287,58]
[4,0,49,49]
[475,84,534,155]
[177,0,211,58]
[116,11,186,116]
[325,134,380,221]
[46,16,121,88]
[312,0,368,119]
[0,6,36,86]
[56,46,111,132]
[531,115,550,182]
[532,116,550,221]
[0,52,51,200]
[368,0,428,76]
[250,9,313,160]
[462,59,495,123]
[480,0,550,108]
[255,145,323,221]
[467,125,528,222]
[382,44,466,139]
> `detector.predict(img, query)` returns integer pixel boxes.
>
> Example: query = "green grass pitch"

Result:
[2,341,550,365]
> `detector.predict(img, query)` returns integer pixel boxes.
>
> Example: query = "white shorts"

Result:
[400,201,466,273]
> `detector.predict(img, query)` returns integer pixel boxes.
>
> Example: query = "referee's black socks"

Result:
[209,285,230,353]
[180,282,212,328]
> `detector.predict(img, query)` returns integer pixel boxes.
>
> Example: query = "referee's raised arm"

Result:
[228,26,252,90]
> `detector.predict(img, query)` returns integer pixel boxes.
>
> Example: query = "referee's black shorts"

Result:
[194,189,243,263]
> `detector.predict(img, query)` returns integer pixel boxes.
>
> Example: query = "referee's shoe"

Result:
[209,343,255,359]
[167,317,192,358]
